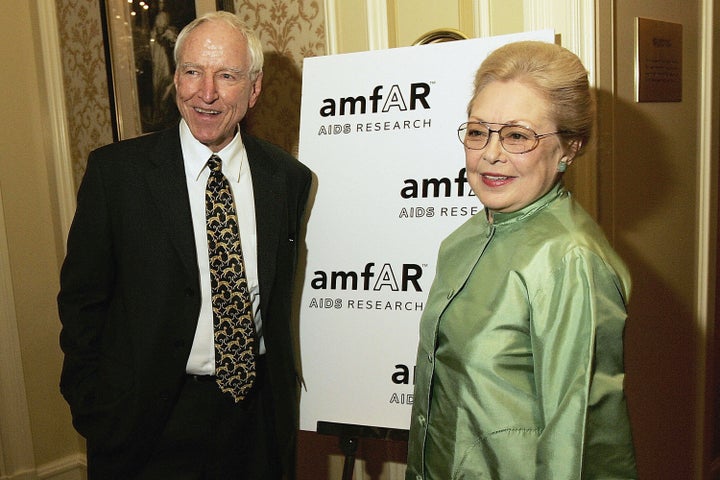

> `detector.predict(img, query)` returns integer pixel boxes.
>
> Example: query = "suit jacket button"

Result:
[184,287,194,297]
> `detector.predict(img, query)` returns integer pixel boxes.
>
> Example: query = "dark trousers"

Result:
[130,357,280,480]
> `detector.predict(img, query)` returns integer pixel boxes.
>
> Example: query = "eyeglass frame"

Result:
[457,121,567,154]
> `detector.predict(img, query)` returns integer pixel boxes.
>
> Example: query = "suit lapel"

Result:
[244,134,283,312]
[140,129,282,310]
[144,129,199,278]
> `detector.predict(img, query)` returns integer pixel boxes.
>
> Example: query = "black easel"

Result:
[317,421,409,480]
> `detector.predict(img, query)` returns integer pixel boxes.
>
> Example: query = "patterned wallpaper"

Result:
[230,0,326,156]
[56,0,115,188]
[56,0,326,189]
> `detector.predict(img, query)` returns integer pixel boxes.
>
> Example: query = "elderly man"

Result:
[58,11,311,479]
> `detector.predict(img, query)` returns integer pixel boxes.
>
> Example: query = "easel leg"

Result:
[339,436,359,480]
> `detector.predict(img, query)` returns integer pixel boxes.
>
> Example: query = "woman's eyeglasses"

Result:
[457,121,565,154]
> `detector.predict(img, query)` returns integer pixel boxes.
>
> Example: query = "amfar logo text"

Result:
[319,83,431,117]
[311,262,423,292]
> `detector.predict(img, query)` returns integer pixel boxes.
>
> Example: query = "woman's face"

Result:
[465,80,573,213]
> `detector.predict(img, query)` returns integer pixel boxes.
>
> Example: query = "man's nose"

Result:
[199,76,219,102]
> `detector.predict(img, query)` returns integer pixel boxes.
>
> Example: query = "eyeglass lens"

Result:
[459,123,538,154]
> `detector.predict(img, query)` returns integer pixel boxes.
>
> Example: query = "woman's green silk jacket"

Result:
[406,184,637,480]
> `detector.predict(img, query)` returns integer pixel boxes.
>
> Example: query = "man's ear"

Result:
[248,71,263,108]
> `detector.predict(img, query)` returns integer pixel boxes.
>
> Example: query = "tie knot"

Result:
[207,155,222,173]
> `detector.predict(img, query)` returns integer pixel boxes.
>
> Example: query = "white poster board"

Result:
[297,30,555,432]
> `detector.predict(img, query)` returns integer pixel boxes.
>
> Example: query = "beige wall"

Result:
[600,1,707,478]
[388,0,464,46]
[0,0,82,477]
[488,0,524,36]
[333,0,525,52]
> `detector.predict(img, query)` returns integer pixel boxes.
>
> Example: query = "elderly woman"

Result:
[406,41,637,479]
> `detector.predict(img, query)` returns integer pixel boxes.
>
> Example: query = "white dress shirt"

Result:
[179,120,265,375]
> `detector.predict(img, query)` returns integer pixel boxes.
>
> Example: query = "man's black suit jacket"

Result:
[58,126,312,475]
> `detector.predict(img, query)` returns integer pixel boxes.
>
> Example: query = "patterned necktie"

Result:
[205,154,256,402]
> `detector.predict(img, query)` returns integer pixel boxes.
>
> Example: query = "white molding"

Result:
[475,0,491,37]
[524,0,551,32]
[366,0,389,50]
[0,186,35,478]
[0,453,86,480]
[323,0,388,53]
[523,0,598,216]
[324,0,339,54]
[523,0,596,86]
[696,0,717,476]
[36,453,87,480]
[36,0,76,243]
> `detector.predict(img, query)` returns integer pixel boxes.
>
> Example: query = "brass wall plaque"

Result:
[635,17,683,102]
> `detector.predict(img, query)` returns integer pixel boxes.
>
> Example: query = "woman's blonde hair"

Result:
[469,41,595,156]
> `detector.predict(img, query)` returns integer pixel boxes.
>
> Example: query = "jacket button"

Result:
[184,287,194,297]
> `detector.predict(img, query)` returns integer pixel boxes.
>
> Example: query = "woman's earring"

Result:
[557,161,568,173]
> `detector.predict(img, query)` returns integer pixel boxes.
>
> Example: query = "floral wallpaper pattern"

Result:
[231,0,326,155]
[57,0,326,189]
[56,0,114,188]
